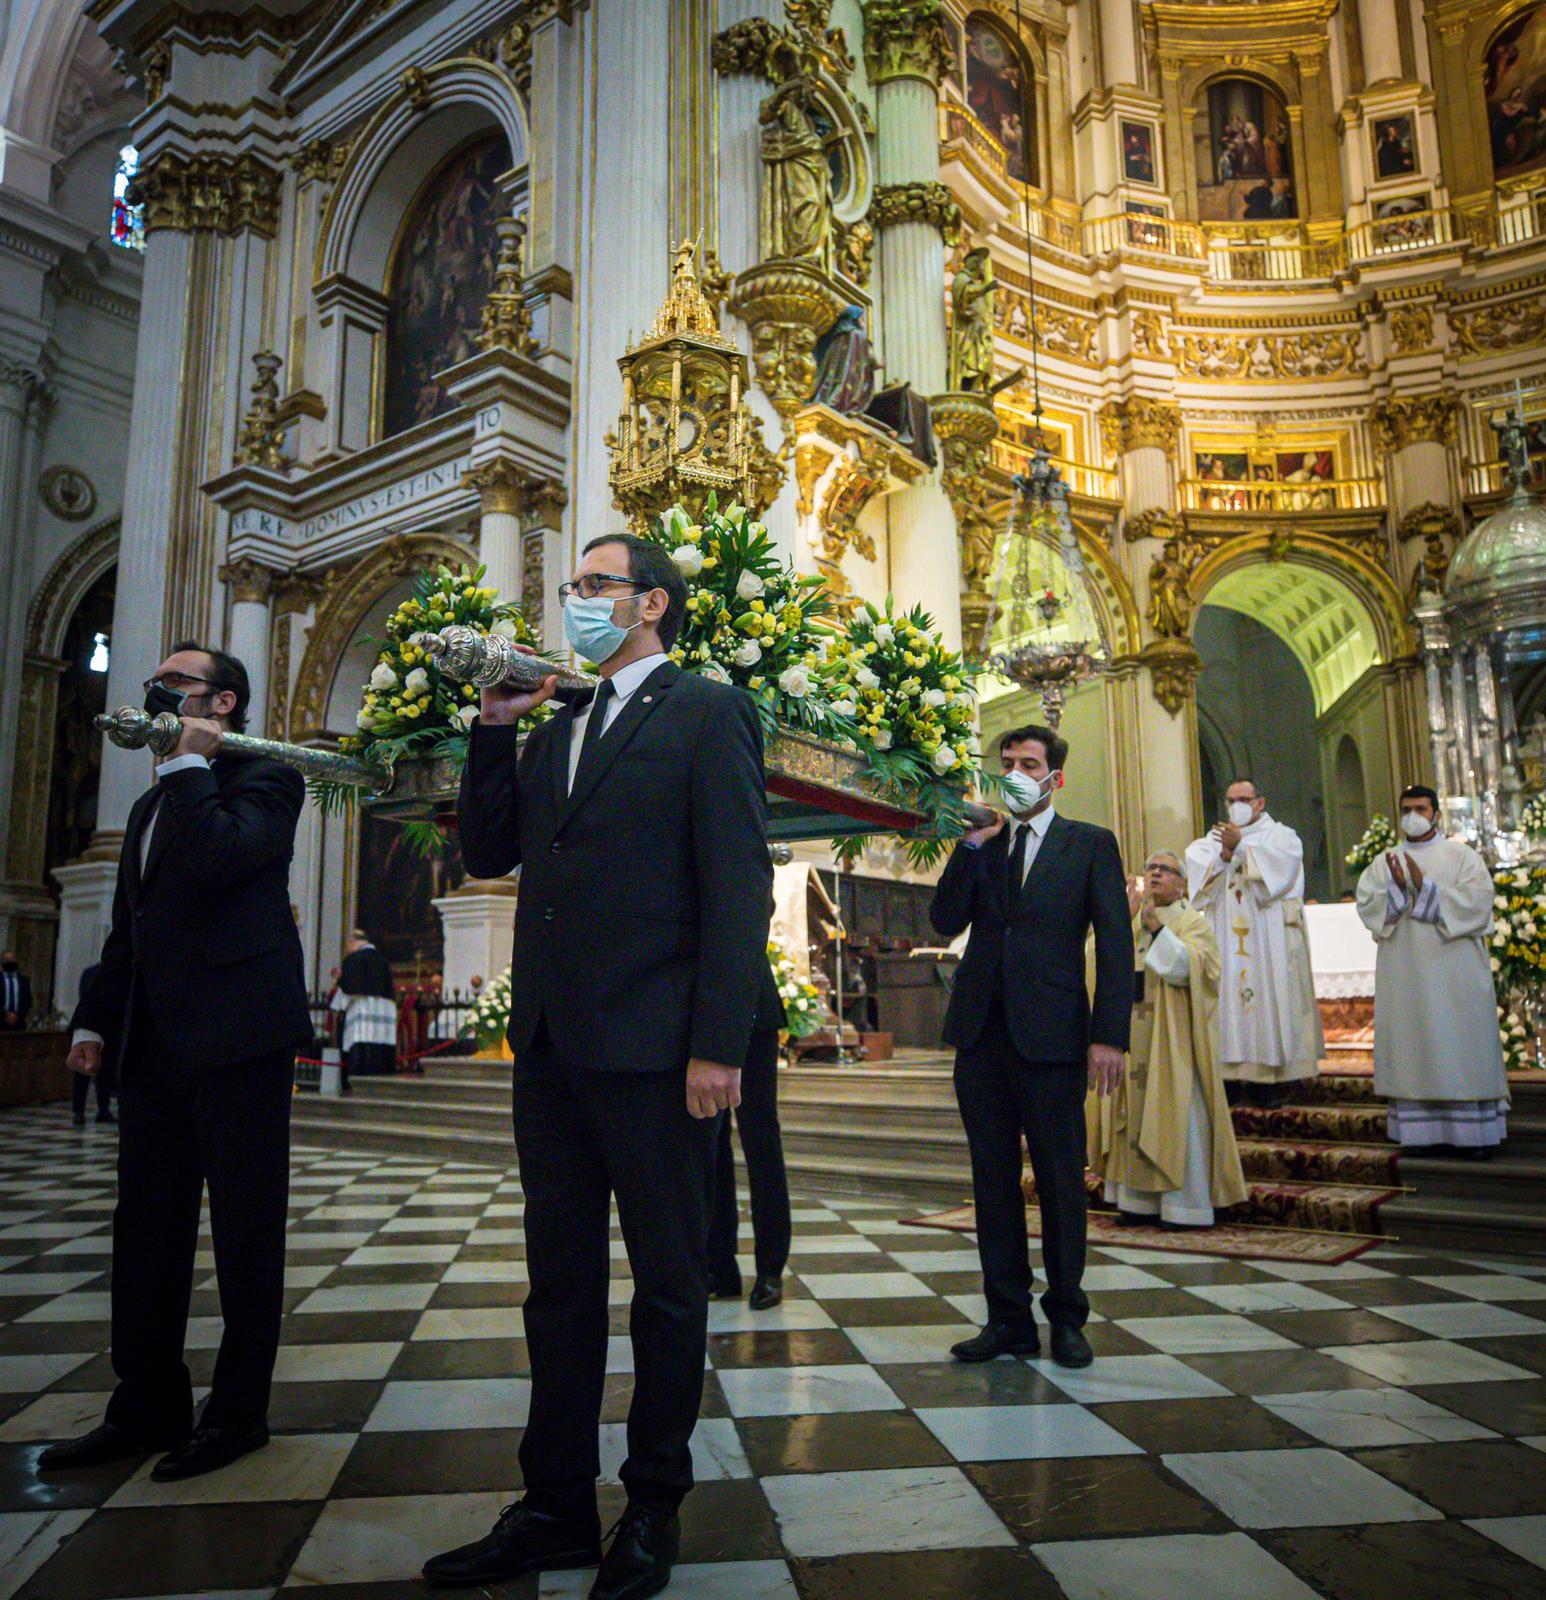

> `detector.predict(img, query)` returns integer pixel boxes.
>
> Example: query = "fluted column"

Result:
[864,1,961,647]
[1372,394,1462,595]
[221,559,275,735]
[1358,0,1403,86]
[464,460,526,608]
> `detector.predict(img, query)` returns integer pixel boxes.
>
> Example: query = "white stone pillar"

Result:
[866,2,960,648]
[432,891,516,995]
[1359,0,1404,86]
[220,559,275,736]
[1373,395,1462,593]
[1099,0,1141,86]
[52,863,116,1025]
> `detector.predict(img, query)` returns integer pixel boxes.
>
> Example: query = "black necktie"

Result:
[1006,821,1029,893]
[576,678,616,766]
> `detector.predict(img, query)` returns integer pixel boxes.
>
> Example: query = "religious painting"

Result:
[1195,451,1249,481]
[1486,4,1546,181]
[1124,198,1166,248]
[1193,77,1296,222]
[382,133,510,439]
[965,16,1035,184]
[356,811,465,969]
[1372,115,1417,179]
[1121,120,1158,185]
[942,11,963,90]
[1276,449,1335,484]
[1371,190,1432,249]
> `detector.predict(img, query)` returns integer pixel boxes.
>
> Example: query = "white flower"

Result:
[491,618,519,640]
[856,665,880,689]
[778,664,811,698]
[457,704,479,729]
[355,709,375,730]
[1497,916,1512,935]
[736,570,766,600]
[672,543,705,576]
[931,744,955,774]
[922,688,948,708]
[370,662,397,691]
[404,667,430,696]
[1491,956,1502,972]
[873,623,895,645]
[872,727,893,750]
[812,636,831,662]
[831,697,857,717]
[733,639,762,667]
[702,660,731,684]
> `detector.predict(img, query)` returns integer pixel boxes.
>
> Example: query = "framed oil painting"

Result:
[1121,120,1158,185]
[1194,77,1296,221]
[1487,6,1546,182]
[382,133,510,439]
[965,16,1034,183]
[1372,115,1417,179]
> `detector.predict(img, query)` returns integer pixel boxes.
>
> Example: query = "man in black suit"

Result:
[40,642,312,1483]
[425,534,771,1600]
[0,951,31,1030]
[71,962,117,1125]
[931,723,1132,1370]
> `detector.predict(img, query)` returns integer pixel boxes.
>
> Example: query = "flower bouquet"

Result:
[1490,862,1546,1070]
[770,940,823,1038]
[466,966,513,1054]
[1520,793,1546,841]
[1345,814,1397,874]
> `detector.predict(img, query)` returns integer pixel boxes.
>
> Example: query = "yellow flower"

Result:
[463,683,477,698]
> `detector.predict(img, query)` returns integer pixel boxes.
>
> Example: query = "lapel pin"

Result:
[642,695,653,703]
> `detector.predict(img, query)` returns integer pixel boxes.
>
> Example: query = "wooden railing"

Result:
[1180,476,1384,513]
[992,437,1119,500]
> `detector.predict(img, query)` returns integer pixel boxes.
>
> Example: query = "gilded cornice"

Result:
[995,291,1099,367]
[1099,396,1182,460]
[861,0,954,87]
[127,150,282,238]
[1369,394,1461,457]
[870,180,962,244]
[1172,327,1367,382]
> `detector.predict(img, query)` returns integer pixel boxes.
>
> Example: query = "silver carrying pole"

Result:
[419,625,594,694]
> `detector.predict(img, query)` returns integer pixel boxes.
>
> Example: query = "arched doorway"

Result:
[46,566,116,888]
[1191,549,1406,901]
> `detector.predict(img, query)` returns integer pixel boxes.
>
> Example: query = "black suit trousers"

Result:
[954,999,1090,1330]
[104,1004,294,1438]
[72,1053,115,1117]
[707,1026,791,1281]
[512,1032,718,1513]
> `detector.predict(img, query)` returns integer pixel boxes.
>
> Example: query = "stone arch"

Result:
[288,530,478,742]
[315,56,531,288]
[26,515,120,656]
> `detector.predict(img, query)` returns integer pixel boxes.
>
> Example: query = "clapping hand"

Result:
[1406,853,1424,893]
[1217,821,1242,860]
[1141,902,1163,935]
[1387,851,1407,894]
[1125,875,1144,919]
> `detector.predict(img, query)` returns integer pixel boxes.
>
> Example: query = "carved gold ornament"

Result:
[462,458,542,516]
[1388,302,1434,355]
[996,291,1098,365]
[1369,393,1459,458]
[1452,294,1546,359]
[236,352,286,470]
[1396,501,1460,545]
[1098,396,1181,462]
[870,180,963,246]
[932,391,1001,660]
[126,151,282,238]
[714,0,858,86]
[291,137,352,187]
[861,0,955,87]
[476,214,537,358]
[1139,637,1203,718]
[1172,328,1368,383]
[219,558,276,607]
[1145,540,1194,640]
[1132,308,1169,359]
[729,265,847,426]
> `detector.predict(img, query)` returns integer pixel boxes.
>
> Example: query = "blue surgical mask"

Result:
[562,593,641,665]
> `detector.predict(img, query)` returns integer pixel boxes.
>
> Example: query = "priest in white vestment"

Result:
[1355,784,1508,1154]
[1185,779,1323,1101]
[1089,852,1248,1228]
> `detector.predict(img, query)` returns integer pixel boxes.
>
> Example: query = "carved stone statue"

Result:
[1146,539,1193,640]
[1493,405,1532,491]
[948,246,996,392]
[759,80,833,268]
[810,305,879,415]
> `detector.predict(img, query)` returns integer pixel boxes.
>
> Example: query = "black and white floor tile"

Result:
[3,1104,1546,1599]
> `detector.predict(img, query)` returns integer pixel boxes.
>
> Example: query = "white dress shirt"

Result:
[565,652,668,793]
[1005,803,1056,886]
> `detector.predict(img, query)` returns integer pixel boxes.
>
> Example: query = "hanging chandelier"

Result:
[984,0,1100,729]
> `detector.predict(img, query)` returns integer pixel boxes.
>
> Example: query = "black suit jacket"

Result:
[0,969,31,1029]
[458,661,773,1074]
[930,812,1133,1063]
[71,751,313,1066]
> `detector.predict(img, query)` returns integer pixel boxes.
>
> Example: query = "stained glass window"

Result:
[111,144,144,251]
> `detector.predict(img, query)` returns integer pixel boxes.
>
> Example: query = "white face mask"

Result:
[1002,769,1052,814]
[1400,811,1435,840]
[1227,800,1255,828]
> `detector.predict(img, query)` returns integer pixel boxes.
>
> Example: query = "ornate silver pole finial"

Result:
[419,626,594,694]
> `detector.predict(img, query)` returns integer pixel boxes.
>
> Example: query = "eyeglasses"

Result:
[557,573,648,602]
[142,672,217,693]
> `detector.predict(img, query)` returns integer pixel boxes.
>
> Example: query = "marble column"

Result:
[1358,0,1403,86]
[1372,393,1461,594]
[464,460,527,608]
[221,559,275,735]
[1099,0,1140,87]
[865,2,961,649]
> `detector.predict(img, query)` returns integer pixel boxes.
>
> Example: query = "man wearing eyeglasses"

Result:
[425,535,771,1600]
[40,643,311,1485]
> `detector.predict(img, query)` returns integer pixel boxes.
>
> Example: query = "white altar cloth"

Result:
[1305,901,1378,999]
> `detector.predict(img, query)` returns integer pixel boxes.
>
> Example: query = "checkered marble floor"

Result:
[4,1105,1546,1600]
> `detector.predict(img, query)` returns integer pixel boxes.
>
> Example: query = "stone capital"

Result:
[219,558,277,606]
[1396,500,1460,544]
[1369,393,1460,458]
[463,458,543,515]
[869,181,962,245]
[127,150,282,239]
[1099,395,1181,462]
[1139,637,1202,718]
[862,0,954,88]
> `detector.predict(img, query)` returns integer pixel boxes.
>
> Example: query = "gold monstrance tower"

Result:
[608,241,758,531]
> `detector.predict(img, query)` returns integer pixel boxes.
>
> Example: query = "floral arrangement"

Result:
[770,940,823,1038]
[1345,814,1397,873]
[1521,793,1546,839]
[655,499,836,738]
[1500,1003,1534,1073]
[1490,862,1546,1070]
[819,597,983,864]
[466,966,513,1054]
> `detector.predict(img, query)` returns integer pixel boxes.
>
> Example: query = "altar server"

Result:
[331,930,397,1090]
[429,533,771,1600]
[1186,779,1323,1102]
[1355,784,1508,1154]
[1089,851,1247,1227]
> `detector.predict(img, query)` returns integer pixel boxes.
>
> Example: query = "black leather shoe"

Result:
[38,1422,173,1472]
[708,1273,742,1300]
[1050,1324,1094,1368]
[151,1421,269,1481]
[590,1503,680,1600]
[748,1274,783,1310]
[950,1322,1040,1362]
[423,1501,602,1588]
[1115,1209,1159,1227]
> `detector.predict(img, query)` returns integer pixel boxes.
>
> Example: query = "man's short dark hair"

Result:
[582,533,689,652]
[1401,783,1440,810]
[1227,776,1261,798]
[172,639,250,732]
[999,723,1068,770]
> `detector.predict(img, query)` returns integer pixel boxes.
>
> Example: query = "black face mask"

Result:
[1,961,16,973]
[144,682,190,718]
